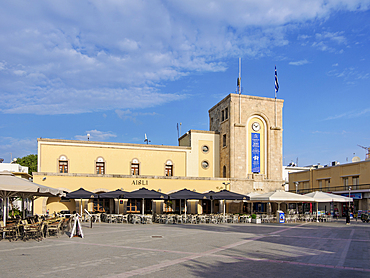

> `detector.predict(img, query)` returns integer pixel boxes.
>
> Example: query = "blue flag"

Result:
[275,66,279,94]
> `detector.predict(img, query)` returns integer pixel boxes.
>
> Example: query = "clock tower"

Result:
[209,93,284,193]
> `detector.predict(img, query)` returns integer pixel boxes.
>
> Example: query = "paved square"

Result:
[1,220,369,277]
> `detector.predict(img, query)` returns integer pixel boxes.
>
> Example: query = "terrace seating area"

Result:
[89,212,335,225]
[0,215,71,241]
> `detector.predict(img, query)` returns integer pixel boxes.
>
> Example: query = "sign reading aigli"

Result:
[131,179,149,186]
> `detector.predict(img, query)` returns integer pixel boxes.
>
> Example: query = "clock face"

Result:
[252,122,261,131]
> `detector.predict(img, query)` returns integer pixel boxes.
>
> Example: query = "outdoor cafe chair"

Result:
[47,219,63,237]
[291,215,298,222]
[198,215,207,224]
[304,215,312,222]
[96,213,102,223]
[2,223,19,241]
[220,215,228,224]
[144,215,153,224]
[232,215,239,224]
[209,215,218,224]
[121,215,129,224]
[176,215,184,224]
[131,215,142,224]
[189,215,198,224]
[23,221,46,241]
[167,215,176,224]
[159,214,166,224]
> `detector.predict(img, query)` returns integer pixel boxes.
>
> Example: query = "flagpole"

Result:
[274,66,279,128]
[239,58,241,124]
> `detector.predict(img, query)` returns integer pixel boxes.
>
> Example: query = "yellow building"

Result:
[288,159,370,214]
[33,93,284,215]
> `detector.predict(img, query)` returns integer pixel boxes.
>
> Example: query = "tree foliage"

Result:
[16,154,38,175]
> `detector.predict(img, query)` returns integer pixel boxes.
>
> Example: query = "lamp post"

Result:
[221,182,230,219]
[222,182,230,190]
[348,185,352,215]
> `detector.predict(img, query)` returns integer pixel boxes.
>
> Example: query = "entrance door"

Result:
[202,200,211,214]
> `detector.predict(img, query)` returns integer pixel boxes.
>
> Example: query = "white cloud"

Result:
[315,31,347,44]
[289,59,309,66]
[0,0,369,114]
[298,35,311,40]
[115,109,158,123]
[324,108,370,120]
[327,67,369,83]
[74,130,117,141]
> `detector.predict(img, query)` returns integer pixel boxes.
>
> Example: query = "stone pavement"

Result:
[0,219,369,277]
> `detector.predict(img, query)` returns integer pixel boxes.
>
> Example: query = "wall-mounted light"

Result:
[42,177,46,181]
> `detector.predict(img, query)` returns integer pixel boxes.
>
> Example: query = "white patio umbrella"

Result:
[304,191,352,202]
[304,191,353,221]
[0,171,65,229]
[250,190,314,211]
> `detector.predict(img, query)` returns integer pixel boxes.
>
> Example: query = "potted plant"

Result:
[251,214,261,224]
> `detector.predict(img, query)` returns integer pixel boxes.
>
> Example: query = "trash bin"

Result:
[277,210,285,223]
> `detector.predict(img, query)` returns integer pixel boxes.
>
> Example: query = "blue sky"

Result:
[0,0,369,167]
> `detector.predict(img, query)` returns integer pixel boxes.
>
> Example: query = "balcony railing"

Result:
[289,183,370,194]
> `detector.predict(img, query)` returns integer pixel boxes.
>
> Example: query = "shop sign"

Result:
[131,179,149,186]
[341,192,362,199]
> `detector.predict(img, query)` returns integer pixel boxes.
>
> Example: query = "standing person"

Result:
[345,206,350,225]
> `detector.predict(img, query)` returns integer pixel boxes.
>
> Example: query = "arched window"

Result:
[96,157,105,174]
[59,155,68,173]
[131,158,140,175]
[165,160,173,176]
[223,165,227,178]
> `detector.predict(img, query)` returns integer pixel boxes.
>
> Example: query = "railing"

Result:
[289,183,370,194]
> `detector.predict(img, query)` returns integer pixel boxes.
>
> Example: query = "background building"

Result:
[288,159,370,214]
[33,93,284,214]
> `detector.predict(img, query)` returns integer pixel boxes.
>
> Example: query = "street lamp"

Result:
[295,182,299,194]
[348,185,352,214]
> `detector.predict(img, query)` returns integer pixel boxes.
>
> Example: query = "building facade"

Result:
[288,159,370,213]
[33,93,284,214]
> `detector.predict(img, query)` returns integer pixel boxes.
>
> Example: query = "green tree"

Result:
[16,154,38,175]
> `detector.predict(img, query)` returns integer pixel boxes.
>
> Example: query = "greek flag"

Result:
[275,66,279,94]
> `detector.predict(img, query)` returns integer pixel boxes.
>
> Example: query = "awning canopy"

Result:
[250,190,314,202]
[209,189,249,200]
[65,188,98,199]
[169,189,209,200]
[304,191,353,202]
[124,187,168,200]
[98,189,128,199]
[0,171,65,198]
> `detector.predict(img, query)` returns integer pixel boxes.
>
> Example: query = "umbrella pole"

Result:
[21,197,25,220]
[117,199,119,214]
[3,198,7,238]
[185,199,187,219]
[80,198,83,216]
[223,200,226,221]
[142,198,144,217]
[316,202,319,222]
